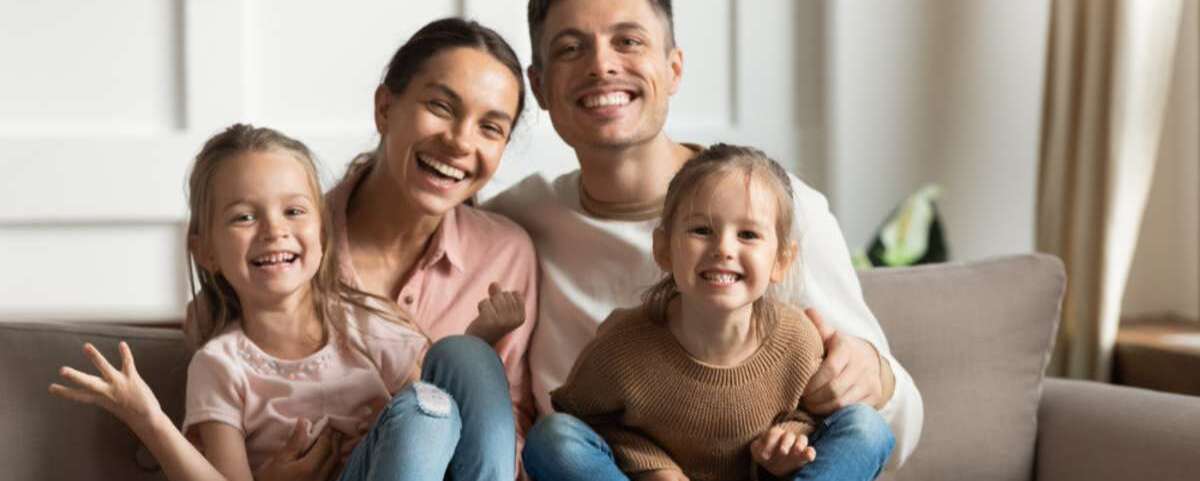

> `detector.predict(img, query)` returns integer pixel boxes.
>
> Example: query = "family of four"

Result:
[49,1,923,480]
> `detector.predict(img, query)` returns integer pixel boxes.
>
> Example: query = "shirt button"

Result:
[403,295,414,304]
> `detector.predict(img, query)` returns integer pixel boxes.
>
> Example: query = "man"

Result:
[487,0,923,477]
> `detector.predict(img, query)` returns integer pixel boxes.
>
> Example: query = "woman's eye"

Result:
[481,123,506,138]
[428,100,453,117]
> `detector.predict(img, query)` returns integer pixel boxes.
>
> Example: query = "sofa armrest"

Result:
[1036,378,1200,481]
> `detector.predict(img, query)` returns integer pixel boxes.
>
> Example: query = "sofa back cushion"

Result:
[1,321,188,481]
[865,254,1064,481]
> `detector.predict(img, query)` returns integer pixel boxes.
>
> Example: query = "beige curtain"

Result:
[1038,0,1187,381]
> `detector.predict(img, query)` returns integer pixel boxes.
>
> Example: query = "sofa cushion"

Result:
[1,321,189,481]
[864,254,1064,481]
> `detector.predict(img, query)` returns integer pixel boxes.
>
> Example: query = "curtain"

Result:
[1037,0,1186,380]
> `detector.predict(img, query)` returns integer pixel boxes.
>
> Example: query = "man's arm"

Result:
[784,174,925,470]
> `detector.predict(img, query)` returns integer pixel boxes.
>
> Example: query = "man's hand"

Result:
[750,426,817,477]
[802,308,895,413]
[466,282,525,345]
[634,469,690,481]
[254,419,342,481]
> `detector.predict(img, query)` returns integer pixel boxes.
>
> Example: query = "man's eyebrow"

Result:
[611,22,650,35]
[548,27,587,45]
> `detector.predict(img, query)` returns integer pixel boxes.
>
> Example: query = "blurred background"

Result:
[0,0,1196,386]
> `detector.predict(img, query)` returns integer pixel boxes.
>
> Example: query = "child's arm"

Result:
[49,342,232,481]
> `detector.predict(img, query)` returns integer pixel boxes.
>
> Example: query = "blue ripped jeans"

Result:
[339,336,516,481]
[523,403,893,481]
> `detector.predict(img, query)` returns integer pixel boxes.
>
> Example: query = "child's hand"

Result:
[466,282,525,345]
[634,469,690,481]
[255,419,342,481]
[750,426,817,477]
[49,342,164,434]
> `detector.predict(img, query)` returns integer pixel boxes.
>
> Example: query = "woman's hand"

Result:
[466,282,525,345]
[634,469,690,481]
[750,425,817,477]
[49,342,165,434]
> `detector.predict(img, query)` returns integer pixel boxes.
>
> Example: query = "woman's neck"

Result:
[667,297,761,367]
[347,165,443,255]
[240,287,326,361]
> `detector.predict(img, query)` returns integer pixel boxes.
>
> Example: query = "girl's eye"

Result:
[230,213,255,224]
[738,230,762,240]
[688,226,713,236]
[284,207,306,217]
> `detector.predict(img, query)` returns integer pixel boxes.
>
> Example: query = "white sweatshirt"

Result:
[486,169,924,470]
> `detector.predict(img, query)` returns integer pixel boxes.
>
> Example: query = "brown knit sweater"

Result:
[551,302,826,481]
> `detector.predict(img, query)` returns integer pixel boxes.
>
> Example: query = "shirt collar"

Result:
[327,166,465,280]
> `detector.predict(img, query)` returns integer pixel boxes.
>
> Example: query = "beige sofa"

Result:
[4,253,1199,480]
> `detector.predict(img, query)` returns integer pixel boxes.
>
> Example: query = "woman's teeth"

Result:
[251,252,298,267]
[418,154,466,181]
[581,92,632,108]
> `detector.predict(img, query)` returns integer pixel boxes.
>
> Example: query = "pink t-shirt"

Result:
[326,168,539,440]
[181,315,426,470]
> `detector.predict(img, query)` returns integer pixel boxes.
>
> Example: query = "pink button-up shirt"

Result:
[327,170,539,450]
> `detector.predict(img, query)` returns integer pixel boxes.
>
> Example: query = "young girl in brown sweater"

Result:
[524,144,894,481]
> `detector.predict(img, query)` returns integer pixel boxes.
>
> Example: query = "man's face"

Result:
[529,0,683,151]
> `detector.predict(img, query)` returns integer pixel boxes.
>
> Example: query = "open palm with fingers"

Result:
[49,342,163,433]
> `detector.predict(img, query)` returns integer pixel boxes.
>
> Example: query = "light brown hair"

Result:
[642,143,798,337]
[184,124,424,357]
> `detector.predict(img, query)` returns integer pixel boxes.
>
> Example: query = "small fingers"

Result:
[48,383,99,405]
[776,431,797,457]
[83,343,121,382]
[757,428,786,462]
[119,342,139,376]
[59,366,109,394]
[488,282,501,297]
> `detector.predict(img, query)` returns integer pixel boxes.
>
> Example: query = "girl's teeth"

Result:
[702,272,739,283]
[418,155,466,180]
[583,92,631,108]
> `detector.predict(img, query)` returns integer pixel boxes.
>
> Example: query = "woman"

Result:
[328,18,536,480]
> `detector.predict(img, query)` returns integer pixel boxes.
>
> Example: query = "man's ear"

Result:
[527,65,548,110]
[373,84,393,135]
[652,227,672,272]
[667,47,684,95]
[770,240,799,283]
[189,234,218,274]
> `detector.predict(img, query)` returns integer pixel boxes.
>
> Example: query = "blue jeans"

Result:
[523,404,893,481]
[340,336,516,481]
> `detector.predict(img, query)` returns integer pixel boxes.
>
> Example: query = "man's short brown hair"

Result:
[527,0,676,68]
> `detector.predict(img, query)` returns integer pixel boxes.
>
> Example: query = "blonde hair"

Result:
[184,124,423,358]
[642,143,799,338]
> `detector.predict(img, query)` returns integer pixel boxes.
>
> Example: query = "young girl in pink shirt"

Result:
[50,123,524,481]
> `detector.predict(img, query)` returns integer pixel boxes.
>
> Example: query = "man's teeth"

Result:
[252,252,298,266]
[582,92,632,108]
[418,155,466,181]
[701,272,740,283]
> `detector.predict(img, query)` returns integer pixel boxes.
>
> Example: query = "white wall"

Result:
[0,0,815,322]
[1122,0,1199,321]
[827,0,1050,261]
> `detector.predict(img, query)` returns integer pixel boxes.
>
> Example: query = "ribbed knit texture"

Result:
[551,302,825,481]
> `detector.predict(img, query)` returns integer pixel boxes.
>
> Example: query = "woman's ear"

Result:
[770,240,799,283]
[652,227,672,272]
[374,84,393,136]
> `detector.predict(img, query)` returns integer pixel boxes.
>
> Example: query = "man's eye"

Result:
[555,43,581,57]
[428,100,453,116]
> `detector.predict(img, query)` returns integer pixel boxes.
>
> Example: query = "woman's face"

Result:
[373,46,521,217]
